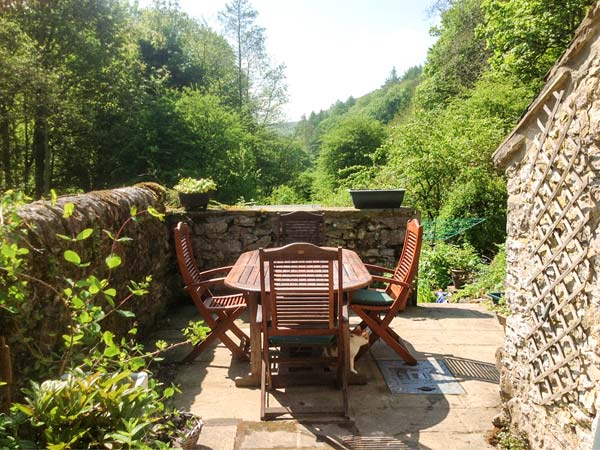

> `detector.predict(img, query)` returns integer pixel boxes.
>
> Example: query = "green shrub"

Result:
[0,191,208,448]
[417,242,481,302]
[453,244,505,301]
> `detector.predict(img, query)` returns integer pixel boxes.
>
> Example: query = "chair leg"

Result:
[341,324,350,419]
[260,357,267,421]
[217,310,250,344]
[352,307,417,365]
[184,307,249,362]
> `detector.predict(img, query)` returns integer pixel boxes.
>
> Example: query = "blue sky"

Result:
[139,0,439,121]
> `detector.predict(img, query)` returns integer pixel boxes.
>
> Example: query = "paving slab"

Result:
[146,302,502,449]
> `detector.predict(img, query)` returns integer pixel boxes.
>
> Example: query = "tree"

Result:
[314,115,385,195]
[479,0,594,84]
[416,0,489,109]
[219,0,287,122]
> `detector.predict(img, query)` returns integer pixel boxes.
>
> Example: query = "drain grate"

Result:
[377,357,465,394]
[337,435,418,449]
[444,357,499,384]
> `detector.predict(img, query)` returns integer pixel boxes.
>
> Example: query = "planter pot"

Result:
[496,312,507,331]
[178,192,213,210]
[348,189,405,209]
[169,412,203,449]
[450,269,470,289]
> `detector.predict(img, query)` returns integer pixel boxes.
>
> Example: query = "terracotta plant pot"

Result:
[348,189,405,209]
[178,192,213,210]
[450,269,470,289]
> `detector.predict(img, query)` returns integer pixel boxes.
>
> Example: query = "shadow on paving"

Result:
[145,302,500,449]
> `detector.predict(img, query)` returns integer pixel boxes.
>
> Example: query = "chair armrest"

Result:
[371,275,412,290]
[198,277,227,288]
[186,277,227,293]
[199,266,233,278]
[364,263,395,274]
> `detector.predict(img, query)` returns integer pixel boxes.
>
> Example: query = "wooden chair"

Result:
[259,243,349,420]
[349,219,423,366]
[276,211,324,246]
[174,222,250,363]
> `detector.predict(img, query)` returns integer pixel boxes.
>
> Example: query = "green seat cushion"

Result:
[268,335,336,346]
[351,288,394,306]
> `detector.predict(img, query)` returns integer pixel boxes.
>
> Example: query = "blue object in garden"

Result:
[436,291,449,303]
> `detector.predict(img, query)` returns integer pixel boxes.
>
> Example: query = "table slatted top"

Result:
[225,248,372,292]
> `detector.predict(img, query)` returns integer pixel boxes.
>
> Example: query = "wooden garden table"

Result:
[225,247,372,387]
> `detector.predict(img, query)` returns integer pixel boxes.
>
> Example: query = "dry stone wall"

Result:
[495,8,600,449]
[11,183,175,379]
[11,189,418,386]
[168,207,419,274]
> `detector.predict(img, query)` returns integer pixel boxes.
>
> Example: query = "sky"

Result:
[140,0,439,121]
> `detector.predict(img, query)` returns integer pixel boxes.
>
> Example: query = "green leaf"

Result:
[105,254,122,269]
[129,357,145,371]
[103,229,116,240]
[63,250,81,265]
[56,233,73,241]
[147,206,165,221]
[116,310,135,318]
[104,288,116,297]
[63,203,75,218]
[75,228,94,241]
[163,387,175,398]
[50,189,57,206]
[130,205,137,217]
[103,345,120,357]
[71,297,85,309]
[102,331,115,346]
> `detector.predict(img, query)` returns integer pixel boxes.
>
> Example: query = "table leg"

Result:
[235,291,261,387]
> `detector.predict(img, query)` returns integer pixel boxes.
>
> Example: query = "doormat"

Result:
[377,357,465,394]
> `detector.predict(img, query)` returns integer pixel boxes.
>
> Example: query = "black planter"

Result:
[487,292,504,305]
[348,189,405,209]
[178,192,212,210]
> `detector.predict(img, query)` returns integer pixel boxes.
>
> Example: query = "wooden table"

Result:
[225,248,372,387]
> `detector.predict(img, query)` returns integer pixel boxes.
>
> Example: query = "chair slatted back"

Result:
[386,219,423,304]
[276,211,324,246]
[260,243,343,336]
[174,222,203,288]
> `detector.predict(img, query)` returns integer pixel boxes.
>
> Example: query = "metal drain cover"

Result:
[377,357,465,394]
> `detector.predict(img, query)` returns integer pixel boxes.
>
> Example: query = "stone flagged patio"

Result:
[148,302,504,450]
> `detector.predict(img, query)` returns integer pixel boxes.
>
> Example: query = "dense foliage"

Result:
[0,0,308,203]
[298,0,593,255]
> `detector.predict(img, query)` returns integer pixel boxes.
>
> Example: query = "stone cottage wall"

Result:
[495,9,600,449]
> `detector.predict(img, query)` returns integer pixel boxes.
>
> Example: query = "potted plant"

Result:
[446,244,480,289]
[348,189,405,209]
[174,177,217,211]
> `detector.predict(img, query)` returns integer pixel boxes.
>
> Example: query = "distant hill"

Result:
[269,121,299,136]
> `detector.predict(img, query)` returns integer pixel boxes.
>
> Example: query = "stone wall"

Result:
[8,190,418,387]
[168,207,419,273]
[494,6,600,449]
[10,183,175,380]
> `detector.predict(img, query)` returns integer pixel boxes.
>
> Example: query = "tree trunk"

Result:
[0,105,11,188]
[33,105,50,198]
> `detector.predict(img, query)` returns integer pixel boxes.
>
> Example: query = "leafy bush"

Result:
[453,244,506,303]
[418,242,481,302]
[0,191,208,448]
[8,370,168,448]
[263,185,306,205]
[173,177,217,194]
